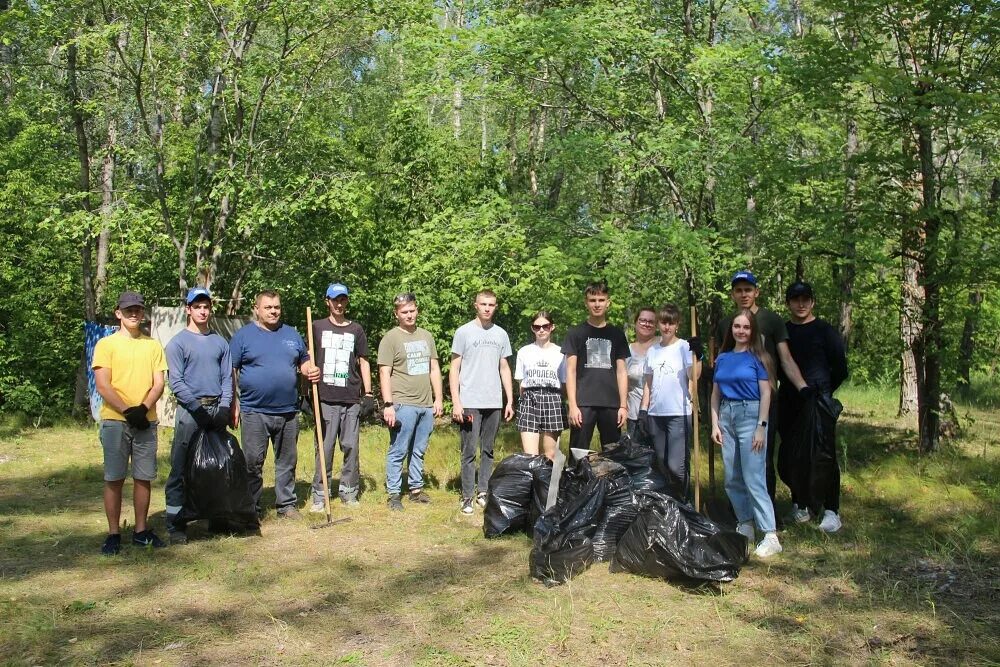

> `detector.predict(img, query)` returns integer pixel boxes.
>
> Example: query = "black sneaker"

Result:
[461,498,474,515]
[277,508,302,520]
[101,534,122,556]
[476,492,488,508]
[387,494,404,511]
[132,529,167,548]
[408,490,431,504]
[168,530,188,545]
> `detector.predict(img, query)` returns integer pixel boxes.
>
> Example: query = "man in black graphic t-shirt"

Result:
[562,281,630,451]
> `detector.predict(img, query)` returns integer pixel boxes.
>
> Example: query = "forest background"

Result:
[1,0,998,453]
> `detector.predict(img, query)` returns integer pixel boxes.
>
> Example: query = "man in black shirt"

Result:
[777,281,848,532]
[563,281,630,451]
[715,270,810,515]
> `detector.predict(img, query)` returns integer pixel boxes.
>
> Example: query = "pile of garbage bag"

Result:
[483,433,748,587]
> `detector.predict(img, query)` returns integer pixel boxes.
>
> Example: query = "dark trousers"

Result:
[765,399,778,509]
[777,391,841,513]
[241,412,299,513]
[312,402,361,503]
[648,414,691,501]
[459,408,501,499]
[568,406,620,451]
[165,403,221,532]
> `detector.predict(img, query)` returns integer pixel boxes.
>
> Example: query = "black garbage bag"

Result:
[177,429,259,530]
[610,492,748,583]
[777,392,843,516]
[600,433,670,494]
[530,459,607,585]
[484,454,549,538]
[528,458,553,529]
[588,458,638,562]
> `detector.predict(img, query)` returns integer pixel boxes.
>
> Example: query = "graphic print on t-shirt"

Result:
[585,337,612,369]
[404,340,430,375]
[321,330,355,387]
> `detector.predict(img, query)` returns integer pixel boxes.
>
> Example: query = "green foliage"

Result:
[0,0,998,420]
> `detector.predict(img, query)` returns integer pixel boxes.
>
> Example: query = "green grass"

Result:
[0,385,997,665]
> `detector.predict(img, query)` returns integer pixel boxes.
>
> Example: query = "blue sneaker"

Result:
[132,529,167,548]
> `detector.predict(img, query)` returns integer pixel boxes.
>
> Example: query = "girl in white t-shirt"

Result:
[514,311,567,460]
[639,304,699,500]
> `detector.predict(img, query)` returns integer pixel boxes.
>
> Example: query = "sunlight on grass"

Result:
[0,386,997,665]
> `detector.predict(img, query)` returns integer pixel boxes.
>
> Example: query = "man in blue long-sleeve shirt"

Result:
[163,287,234,544]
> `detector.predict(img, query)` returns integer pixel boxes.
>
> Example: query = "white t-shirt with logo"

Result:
[514,343,566,390]
[642,339,693,416]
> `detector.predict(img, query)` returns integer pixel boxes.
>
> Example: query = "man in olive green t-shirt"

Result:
[377,292,443,511]
[715,271,809,516]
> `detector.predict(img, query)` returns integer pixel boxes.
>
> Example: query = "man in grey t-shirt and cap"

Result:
[450,289,515,515]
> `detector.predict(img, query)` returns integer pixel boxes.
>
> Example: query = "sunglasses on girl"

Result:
[531,323,552,331]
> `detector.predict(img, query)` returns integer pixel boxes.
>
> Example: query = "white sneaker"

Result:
[309,501,325,513]
[754,532,783,558]
[476,492,488,508]
[461,499,474,515]
[736,521,755,544]
[818,510,842,533]
[786,503,811,524]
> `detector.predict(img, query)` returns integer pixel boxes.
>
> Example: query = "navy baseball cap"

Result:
[325,283,350,299]
[185,287,212,304]
[785,281,814,301]
[117,291,145,309]
[731,270,758,287]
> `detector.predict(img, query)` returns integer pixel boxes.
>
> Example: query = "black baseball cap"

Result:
[117,291,145,309]
[785,281,814,301]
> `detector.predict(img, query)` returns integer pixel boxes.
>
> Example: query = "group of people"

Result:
[91,273,846,561]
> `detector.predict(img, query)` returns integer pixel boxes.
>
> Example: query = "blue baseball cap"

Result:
[325,283,350,299]
[185,287,212,304]
[731,270,758,287]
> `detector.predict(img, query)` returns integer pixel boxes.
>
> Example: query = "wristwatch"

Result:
[759,421,768,427]
[384,402,394,408]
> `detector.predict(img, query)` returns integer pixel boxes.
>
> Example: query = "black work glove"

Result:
[191,406,215,430]
[688,336,704,360]
[360,394,375,418]
[637,409,651,438]
[799,385,816,401]
[123,405,151,430]
[214,407,232,431]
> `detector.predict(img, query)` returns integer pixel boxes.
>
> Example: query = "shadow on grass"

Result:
[7,538,522,665]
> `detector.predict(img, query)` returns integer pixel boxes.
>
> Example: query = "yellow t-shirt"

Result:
[91,332,168,422]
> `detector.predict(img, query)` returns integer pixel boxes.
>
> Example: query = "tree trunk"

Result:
[837,111,859,345]
[899,226,921,418]
[958,176,999,391]
[67,35,98,416]
[914,107,941,452]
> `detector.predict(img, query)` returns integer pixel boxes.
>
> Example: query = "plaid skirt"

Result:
[516,388,565,433]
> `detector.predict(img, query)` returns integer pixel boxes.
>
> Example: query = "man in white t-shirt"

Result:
[450,290,514,514]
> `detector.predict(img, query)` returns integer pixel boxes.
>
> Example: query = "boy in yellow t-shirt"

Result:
[92,291,168,554]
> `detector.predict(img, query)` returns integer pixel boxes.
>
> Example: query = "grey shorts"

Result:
[99,419,158,481]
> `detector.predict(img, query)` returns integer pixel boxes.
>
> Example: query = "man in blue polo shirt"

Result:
[164,287,234,543]
[231,289,320,519]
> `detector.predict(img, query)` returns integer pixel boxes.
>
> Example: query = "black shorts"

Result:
[516,389,565,433]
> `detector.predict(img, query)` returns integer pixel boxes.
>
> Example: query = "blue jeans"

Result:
[386,404,435,495]
[720,399,776,533]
